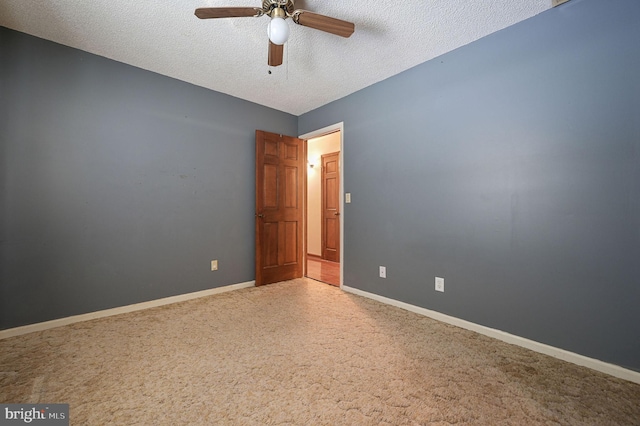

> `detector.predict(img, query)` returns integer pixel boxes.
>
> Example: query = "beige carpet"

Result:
[1,278,639,425]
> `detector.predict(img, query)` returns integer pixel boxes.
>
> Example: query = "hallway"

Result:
[306,256,339,286]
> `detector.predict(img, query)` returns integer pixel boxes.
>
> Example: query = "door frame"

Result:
[300,122,344,287]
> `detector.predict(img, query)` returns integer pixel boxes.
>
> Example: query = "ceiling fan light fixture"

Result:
[267,16,289,45]
[195,1,355,67]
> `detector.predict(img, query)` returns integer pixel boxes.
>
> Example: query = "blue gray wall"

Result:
[300,0,640,371]
[0,27,296,329]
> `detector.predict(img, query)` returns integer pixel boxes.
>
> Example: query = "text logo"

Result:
[0,405,68,426]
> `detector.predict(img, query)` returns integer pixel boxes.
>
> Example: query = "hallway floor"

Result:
[306,256,340,286]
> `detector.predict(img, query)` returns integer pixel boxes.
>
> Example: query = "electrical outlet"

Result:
[379,266,386,278]
[435,277,444,292]
[211,260,218,271]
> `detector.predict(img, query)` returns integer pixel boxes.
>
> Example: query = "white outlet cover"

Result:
[379,266,386,278]
[435,277,444,292]
[211,260,218,271]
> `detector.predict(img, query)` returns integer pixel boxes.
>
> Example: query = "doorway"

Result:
[301,124,344,287]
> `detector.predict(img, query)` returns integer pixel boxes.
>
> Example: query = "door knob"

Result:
[256,214,264,218]
[334,212,340,216]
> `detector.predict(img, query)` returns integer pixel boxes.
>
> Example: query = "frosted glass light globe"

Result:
[267,17,290,45]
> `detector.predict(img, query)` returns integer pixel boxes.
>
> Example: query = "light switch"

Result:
[345,193,351,203]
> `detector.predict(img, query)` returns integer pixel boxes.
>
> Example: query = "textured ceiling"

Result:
[0,1,550,115]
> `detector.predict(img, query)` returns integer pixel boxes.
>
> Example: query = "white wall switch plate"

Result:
[345,193,351,203]
[211,260,218,271]
[379,266,386,278]
[435,277,444,292]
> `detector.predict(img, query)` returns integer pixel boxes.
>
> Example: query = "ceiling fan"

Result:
[195,0,355,67]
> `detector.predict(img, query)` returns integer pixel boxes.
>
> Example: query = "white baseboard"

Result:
[342,285,640,385]
[0,281,255,340]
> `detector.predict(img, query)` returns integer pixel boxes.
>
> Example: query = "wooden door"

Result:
[321,152,340,262]
[255,130,305,286]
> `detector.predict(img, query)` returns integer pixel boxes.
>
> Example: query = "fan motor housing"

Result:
[262,0,295,16]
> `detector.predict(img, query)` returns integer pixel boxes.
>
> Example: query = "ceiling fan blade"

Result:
[195,7,260,19]
[268,41,284,67]
[294,11,354,38]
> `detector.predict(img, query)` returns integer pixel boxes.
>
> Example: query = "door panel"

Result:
[322,152,340,262]
[284,221,298,264]
[285,166,298,208]
[263,222,279,267]
[255,130,305,285]
[264,164,278,208]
